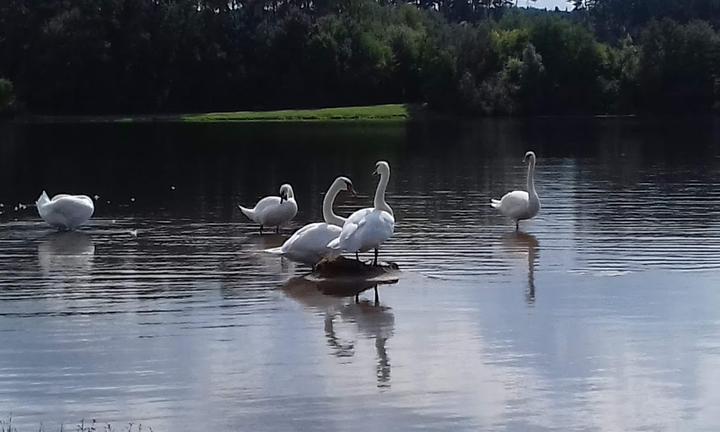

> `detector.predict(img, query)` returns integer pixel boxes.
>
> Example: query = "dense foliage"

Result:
[1,0,719,115]
[0,78,13,113]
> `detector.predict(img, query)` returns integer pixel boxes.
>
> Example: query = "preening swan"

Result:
[36,191,94,231]
[491,151,541,231]
[328,161,395,266]
[266,177,356,266]
[240,183,298,234]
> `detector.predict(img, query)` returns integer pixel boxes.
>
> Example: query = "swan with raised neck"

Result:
[323,176,355,227]
[373,161,393,216]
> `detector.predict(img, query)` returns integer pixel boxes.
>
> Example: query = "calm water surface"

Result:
[1,119,720,431]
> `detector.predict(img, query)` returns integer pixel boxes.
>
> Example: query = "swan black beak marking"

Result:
[280,192,287,203]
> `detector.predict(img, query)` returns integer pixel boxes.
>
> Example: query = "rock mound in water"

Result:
[310,256,400,281]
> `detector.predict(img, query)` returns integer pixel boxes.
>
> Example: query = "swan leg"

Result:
[374,286,379,305]
[355,252,359,261]
[275,226,280,234]
[259,225,264,235]
[373,248,379,266]
[355,293,359,303]
[515,221,519,231]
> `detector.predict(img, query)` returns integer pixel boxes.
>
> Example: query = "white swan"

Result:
[266,177,356,266]
[240,183,298,234]
[328,161,395,266]
[491,151,541,230]
[36,191,94,231]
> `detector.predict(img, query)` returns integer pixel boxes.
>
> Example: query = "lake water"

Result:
[1,118,720,431]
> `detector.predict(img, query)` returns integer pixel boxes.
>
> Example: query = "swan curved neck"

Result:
[323,180,345,227]
[527,157,538,199]
[374,171,392,214]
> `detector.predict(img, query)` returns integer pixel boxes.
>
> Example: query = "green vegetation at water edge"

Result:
[22,104,417,124]
[0,78,13,113]
[181,104,412,122]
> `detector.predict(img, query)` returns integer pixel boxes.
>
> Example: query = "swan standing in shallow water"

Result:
[491,151,541,231]
[266,177,356,266]
[239,183,297,234]
[36,191,94,231]
[328,161,395,266]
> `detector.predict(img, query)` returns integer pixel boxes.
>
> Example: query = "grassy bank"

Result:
[182,104,412,122]
[21,104,418,124]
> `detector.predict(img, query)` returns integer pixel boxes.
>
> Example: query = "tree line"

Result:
[1,0,719,116]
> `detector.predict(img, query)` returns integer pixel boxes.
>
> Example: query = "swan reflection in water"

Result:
[501,231,539,304]
[37,231,95,278]
[282,275,397,388]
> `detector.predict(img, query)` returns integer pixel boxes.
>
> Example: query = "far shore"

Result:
[14,104,419,124]
[8,106,717,126]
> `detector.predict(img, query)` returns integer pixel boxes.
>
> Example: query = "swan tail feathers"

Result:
[239,205,256,221]
[264,247,284,255]
[490,199,501,208]
[36,191,50,208]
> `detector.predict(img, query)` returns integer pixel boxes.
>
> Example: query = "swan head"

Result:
[373,161,390,177]
[279,184,294,203]
[339,176,357,197]
[523,151,536,163]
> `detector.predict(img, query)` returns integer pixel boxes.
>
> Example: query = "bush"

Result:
[0,78,13,112]
[638,19,720,112]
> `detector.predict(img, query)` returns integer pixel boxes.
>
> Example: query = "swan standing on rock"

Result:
[36,191,95,231]
[266,177,356,266]
[491,151,541,231]
[240,184,298,234]
[328,161,395,266]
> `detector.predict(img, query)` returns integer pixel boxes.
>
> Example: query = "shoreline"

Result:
[6,106,718,125]
[14,104,418,124]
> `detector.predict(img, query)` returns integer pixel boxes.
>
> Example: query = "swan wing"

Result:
[40,194,94,229]
[282,223,323,252]
[357,210,394,248]
[334,210,394,252]
[254,196,281,214]
[337,221,360,245]
[345,207,373,225]
[287,223,341,252]
[280,223,341,264]
[497,191,530,219]
[51,194,94,208]
[329,207,371,250]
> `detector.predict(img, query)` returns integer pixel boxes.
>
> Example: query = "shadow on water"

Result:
[282,276,397,388]
[501,231,539,304]
[37,231,95,278]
